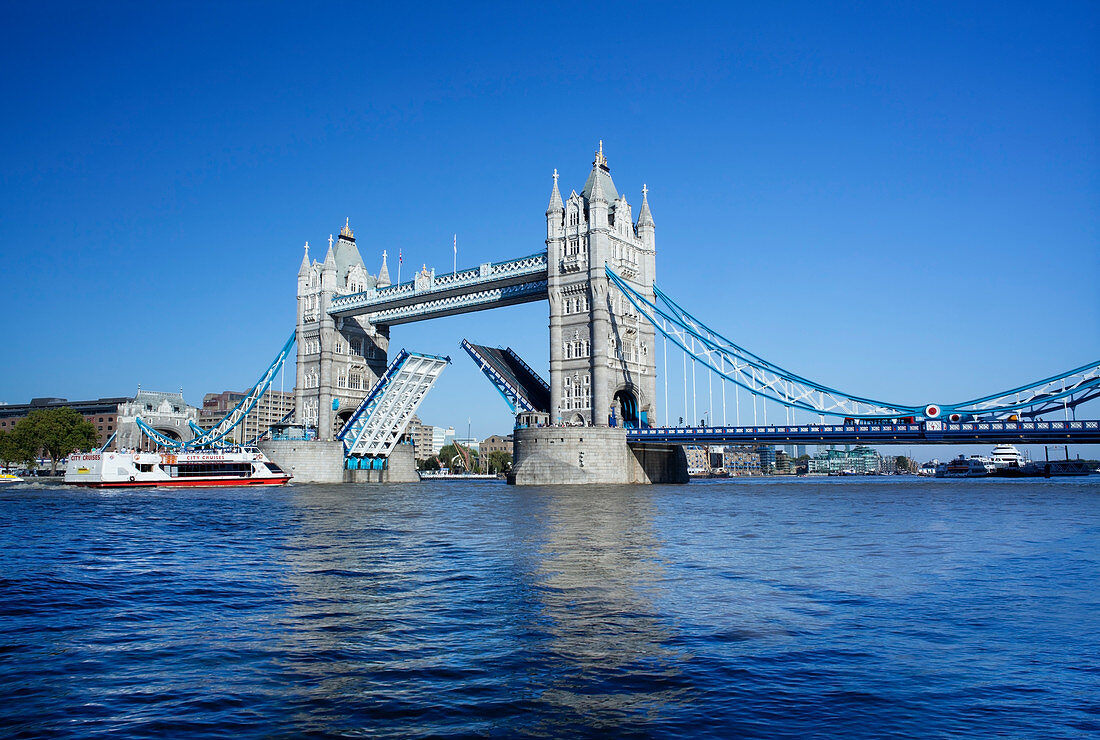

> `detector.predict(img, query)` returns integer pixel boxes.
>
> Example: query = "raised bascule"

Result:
[135,144,1100,483]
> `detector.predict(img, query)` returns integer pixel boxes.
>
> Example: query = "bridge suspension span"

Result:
[606,266,1100,425]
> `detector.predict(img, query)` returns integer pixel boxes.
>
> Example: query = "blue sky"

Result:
[1,2,1097,455]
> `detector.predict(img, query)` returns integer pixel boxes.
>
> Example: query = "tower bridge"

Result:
[254,143,1100,483]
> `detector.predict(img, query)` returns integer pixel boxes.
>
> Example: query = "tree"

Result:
[8,422,40,470]
[485,450,512,475]
[0,430,18,470]
[894,455,913,473]
[18,407,100,473]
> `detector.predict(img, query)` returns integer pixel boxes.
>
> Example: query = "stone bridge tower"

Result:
[545,143,658,427]
[295,220,391,440]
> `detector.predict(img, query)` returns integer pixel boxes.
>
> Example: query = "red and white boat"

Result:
[65,446,290,488]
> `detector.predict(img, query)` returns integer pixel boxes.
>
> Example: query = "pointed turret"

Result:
[582,140,618,203]
[377,250,391,288]
[637,184,655,251]
[332,217,365,282]
[590,167,608,203]
[547,168,563,213]
[638,183,654,226]
[298,241,311,277]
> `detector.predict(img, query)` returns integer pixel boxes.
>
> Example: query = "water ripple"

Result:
[0,478,1097,737]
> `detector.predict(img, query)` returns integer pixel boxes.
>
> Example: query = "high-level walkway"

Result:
[328,253,548,325]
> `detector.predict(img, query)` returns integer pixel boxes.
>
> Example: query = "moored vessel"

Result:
[65,446,290,488]
[936,455,991,478]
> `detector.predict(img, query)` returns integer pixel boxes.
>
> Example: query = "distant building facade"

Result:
[0,391,200,452]
[480,435,513,456]
[808,445,881,474]
[722,446,761,475]
[200,389,294,444]
[684,445,710,476]
[0,397,129,449]
[406,415,435,460]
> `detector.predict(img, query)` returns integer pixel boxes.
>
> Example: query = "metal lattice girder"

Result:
[134,416,184,448]
[329,252,549,324]
[362,280,548,326]
[606,266,1100,420]
[947,362,1100,417]
[461,339,551,414]
[338,350,450,457]
[188,331,297,448]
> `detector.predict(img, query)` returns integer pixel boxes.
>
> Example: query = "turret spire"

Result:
[377,249,391,288]
[298,241,310,276]
[323,239,336,272]
[590,167,608,203]
[594,140,608,170]
[638,183,654,226]
[546,168,563,213]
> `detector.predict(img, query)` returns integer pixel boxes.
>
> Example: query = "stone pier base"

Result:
[509,427,688,485]
[260,440,420,484]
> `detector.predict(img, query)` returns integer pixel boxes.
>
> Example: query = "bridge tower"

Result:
[545,143,658,427]
[295,220,391,440]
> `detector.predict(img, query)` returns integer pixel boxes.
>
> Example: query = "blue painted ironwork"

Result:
[97,431,116,452]
[607,266,1100,421]
[461,339,550,414]
[627,419,1100,445]
[134,417,185,448]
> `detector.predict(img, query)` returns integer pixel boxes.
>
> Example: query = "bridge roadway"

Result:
[625,419,1100,446]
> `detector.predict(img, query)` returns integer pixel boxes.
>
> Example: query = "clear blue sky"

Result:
[1,2,1097,456]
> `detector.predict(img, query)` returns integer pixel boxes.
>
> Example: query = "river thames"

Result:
[1,477,1097,738]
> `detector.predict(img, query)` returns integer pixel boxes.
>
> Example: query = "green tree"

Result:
[895,455,912,473]
[0,430,19,470]
[485,450,512,474]
[8,422,40,470]
[18,407,100,473]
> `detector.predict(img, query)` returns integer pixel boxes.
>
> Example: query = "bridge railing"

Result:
[625,419,1100,444]
[330,251,548,315]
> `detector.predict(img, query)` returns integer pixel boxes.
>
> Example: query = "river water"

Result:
[1,477,1097,738]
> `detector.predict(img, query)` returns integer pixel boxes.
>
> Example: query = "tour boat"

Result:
[64,447,290,488]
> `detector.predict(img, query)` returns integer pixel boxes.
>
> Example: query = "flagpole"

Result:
[453,234,457,275]
[398,249,402,284]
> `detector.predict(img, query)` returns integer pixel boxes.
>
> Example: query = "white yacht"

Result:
[989,444,1027,472]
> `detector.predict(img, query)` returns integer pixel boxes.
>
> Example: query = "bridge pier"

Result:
[259,440,419,484]
[509,426,687,485]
